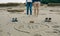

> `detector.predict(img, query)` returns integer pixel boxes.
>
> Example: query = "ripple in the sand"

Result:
[0,31,9,36]
[45,30,58,34]
[0,30,3,32]
[52,25,60,28]
[50,10,60,12]
[39,13,47,15]
[52,31,58,33]
[53,29,60,33]
[34,34,42,36]
[55,13,60,15]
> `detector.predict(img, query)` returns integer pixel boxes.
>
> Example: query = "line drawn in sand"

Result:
[14,26,30,34]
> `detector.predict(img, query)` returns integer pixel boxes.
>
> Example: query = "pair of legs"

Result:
[33,2,40,16]
[27,2,32,15]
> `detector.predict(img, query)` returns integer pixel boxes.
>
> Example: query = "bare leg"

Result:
[34,8,36,16]
[37,7,39,16]
[37,3,40,16]
[34,3,37,16]
[36,4,39,16]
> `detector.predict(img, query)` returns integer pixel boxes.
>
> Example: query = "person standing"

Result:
[26,0,33,15]
[33,0,41,16]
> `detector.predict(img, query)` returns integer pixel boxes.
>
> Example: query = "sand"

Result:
[0,6,60,36]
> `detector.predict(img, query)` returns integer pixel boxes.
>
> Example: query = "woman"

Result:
[33,0,41,16]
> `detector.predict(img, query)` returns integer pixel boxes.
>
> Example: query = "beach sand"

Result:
[0,6,60,36]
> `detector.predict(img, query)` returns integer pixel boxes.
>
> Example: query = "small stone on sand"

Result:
[30,21,34,23]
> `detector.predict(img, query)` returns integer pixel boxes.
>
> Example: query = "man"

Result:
[26,0,32,15]
[33,0,41,16]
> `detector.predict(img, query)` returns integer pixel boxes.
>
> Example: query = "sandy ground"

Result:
[0,6,60,36]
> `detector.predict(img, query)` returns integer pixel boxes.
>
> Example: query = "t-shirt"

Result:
[26,0,32,2]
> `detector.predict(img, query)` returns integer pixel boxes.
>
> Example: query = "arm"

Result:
[26,0,27,6]
[26,0,27,4]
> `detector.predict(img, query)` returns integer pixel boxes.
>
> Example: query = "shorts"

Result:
[34,1,41,7]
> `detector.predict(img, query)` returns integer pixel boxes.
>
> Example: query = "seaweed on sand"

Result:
[7,10,24,12]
